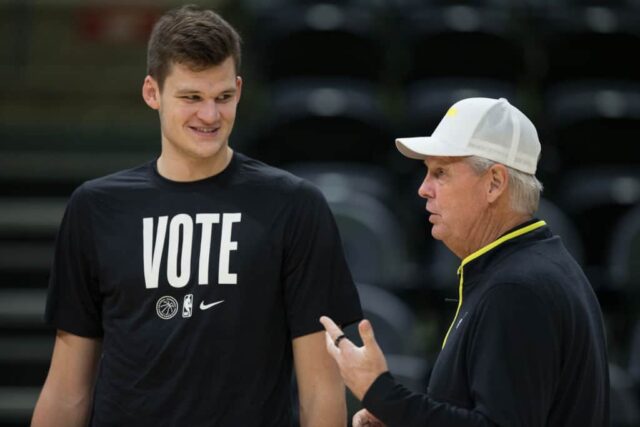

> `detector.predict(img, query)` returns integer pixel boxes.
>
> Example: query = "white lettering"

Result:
[167,214,193,288]
[143,216,168,289]
[196,213,220,285]
[142,213,240,289]
[219,213,241,285]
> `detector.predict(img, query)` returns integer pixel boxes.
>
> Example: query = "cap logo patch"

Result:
[446,107,458,117]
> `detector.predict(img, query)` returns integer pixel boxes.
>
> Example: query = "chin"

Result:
[430,226,445,242]
[192,141,227,158]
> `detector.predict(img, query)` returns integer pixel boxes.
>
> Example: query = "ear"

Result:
[486,163,508,203]
[235,76,243,103]
[142,75,160,110]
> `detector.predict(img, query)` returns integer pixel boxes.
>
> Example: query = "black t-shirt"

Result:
[46,152,362,426]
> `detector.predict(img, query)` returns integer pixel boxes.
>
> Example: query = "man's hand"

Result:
[353,408,386,427]
[319,316,388,401]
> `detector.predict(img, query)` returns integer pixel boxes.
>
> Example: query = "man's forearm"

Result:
[298,386,347,427]
[293,330,349,427]
[31,387,93,427]
[363,373,496,427]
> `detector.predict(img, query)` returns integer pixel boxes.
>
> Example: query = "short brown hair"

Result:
[147,4,242,89]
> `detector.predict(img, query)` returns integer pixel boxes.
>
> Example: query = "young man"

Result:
[321,97,609,426]
[31,5,361,426]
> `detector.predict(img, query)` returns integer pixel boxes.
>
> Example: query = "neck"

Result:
[157,147,233,182]
[453,209,531,260]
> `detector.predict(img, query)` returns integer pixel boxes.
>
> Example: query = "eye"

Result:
[216,93,234,102]
[429,167,444,178]
[180,95,201,102]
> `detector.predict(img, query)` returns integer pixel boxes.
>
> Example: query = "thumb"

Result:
[358,319,378,348]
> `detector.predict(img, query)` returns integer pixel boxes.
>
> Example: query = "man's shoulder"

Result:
[81,162,152,192]
[482,239,582,308]
[235,152,296,180]
[234,152,318,196]
[70,162,152,205]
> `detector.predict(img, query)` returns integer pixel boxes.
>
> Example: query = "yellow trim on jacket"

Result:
[441,220,547,349]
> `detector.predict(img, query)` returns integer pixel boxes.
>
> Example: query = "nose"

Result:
[197,100,220,123]
[418,174,433,199]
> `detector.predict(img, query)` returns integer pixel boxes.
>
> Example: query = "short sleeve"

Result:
[466,283,560,426]
[282,180,362,338]
[45,184,103,337]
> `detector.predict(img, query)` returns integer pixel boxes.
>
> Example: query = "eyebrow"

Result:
[425,157,460,167]
[174,89,199,95]
[174,87,237,96]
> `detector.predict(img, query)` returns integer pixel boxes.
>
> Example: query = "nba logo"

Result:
[182,294,193,318]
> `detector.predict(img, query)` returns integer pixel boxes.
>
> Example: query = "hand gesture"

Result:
[353,408,386,427]
[319,316,388,401]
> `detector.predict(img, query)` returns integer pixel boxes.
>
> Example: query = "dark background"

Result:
[1,0,640,425]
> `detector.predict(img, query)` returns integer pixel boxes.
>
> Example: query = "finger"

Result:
[362,409,384,426]
[352,409,365,427]
[353,409,378,427]
[319,316,343,340]
[358,319,379,348]
[320,316,358,352]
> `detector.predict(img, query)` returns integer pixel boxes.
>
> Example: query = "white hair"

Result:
[465,156,543,215]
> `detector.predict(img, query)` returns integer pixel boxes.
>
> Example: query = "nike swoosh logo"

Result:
[199,300,224,310]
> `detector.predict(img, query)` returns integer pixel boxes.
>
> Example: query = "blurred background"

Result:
[1,0,640,425]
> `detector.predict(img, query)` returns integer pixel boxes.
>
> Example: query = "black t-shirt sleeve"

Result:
[363,283,558,427]
[282,180,362,338]
[45,184,103,337]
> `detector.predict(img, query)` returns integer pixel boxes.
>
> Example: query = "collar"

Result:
[457,219,547,276]
[441,219,547,349]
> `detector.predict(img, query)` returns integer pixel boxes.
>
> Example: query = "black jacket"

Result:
[363,220,609,426]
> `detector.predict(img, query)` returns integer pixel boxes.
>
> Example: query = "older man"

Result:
[320,97,609,427]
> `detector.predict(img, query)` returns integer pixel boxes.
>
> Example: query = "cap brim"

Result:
[395,136,473,159]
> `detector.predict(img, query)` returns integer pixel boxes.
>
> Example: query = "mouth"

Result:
[189,125,221,137]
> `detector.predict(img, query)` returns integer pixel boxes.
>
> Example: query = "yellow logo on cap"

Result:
[446,107,458,117]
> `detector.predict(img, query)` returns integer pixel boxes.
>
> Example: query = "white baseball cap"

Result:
[396,97,541,174]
